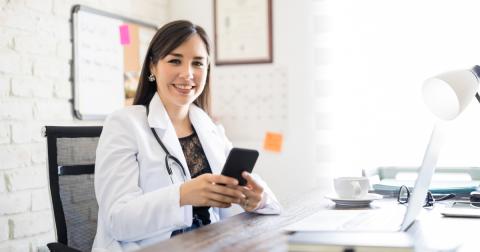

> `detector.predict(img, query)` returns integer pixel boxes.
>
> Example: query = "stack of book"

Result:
[372,179,478,197]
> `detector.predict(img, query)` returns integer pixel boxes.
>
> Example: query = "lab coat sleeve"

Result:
[249,173,283,215]
[216,125,283,217]
[95,110,191,242]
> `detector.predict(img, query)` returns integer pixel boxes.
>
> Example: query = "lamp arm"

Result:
[472,65,480,103]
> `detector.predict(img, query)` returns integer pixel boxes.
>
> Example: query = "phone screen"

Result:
[220,148,259,186]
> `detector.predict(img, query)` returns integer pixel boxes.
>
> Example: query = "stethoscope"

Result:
[146,104,188,184]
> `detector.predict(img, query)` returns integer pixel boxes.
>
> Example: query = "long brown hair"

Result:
[133,20,212,115]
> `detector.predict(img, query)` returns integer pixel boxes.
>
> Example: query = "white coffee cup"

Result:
[333,177,370,199]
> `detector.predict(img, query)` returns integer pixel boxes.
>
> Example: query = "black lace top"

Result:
[178,128,212,227]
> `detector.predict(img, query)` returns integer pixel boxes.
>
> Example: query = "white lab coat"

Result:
[92,94,282,252]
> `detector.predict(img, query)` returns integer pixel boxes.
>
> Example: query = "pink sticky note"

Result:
[119,24,130,45]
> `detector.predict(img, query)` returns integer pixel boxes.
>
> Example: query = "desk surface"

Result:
[138,188,480,252]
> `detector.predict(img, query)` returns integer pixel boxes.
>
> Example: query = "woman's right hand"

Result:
[179,174,246,208]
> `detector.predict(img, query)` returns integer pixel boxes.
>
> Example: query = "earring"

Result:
[148,73,156,82]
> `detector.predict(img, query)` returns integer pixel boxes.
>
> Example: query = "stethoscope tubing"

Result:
[146,105,187,182]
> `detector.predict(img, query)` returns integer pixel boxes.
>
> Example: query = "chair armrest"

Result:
[46,243,82,252]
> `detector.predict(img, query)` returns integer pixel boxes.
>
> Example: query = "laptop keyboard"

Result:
[283,204,409,232]
[339,208,405,231]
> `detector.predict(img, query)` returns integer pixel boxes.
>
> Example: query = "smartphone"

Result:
[221,148,259,186]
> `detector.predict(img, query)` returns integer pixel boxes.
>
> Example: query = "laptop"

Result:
[285,123,444,232]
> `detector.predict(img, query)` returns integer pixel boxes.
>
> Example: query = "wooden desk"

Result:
[138,188,480,252]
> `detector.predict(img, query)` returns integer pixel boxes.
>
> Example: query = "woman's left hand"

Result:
[237,172,264,212]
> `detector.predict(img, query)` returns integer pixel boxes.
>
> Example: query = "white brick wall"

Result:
[0,122,10,144]
[53,79,71,99]
[0,0,169,251]
[0,192,31,215]
[0,172,6,193]
[0,145,31,170]
[0,217,8,242]
[33,100,71,121]
[31,189,51,212]
[10,211,53,239]
[11,77,54,99]
[0,240,31,252]
[5,166,47,191]
[13,35,57,56]
[30,144,47,164]
[11,123,34,144]
[0,49,24,75]
[0,77,10,97]
[24,0,53,14]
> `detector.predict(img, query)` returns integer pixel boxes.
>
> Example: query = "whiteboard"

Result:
[71,5,157,120]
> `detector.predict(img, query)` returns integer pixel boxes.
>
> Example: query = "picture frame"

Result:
[213,0,273,65]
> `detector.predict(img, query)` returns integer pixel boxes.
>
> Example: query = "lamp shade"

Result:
[422,68,479,120]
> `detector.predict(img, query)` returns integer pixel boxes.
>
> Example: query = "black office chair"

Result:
[44,126,103,252]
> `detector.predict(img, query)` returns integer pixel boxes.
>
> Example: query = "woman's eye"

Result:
[193,61,204,67]
[168,59,181,65]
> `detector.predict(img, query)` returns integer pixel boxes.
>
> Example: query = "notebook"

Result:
[285,124,444,232]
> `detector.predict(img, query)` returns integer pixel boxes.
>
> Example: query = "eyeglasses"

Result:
[397,185,455,207]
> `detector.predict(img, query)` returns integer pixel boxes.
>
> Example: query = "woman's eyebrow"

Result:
[168,53,205,60]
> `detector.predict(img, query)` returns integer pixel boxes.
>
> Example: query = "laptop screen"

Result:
[400,123,445,231]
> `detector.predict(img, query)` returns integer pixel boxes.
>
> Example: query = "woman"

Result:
[93,20,282,251]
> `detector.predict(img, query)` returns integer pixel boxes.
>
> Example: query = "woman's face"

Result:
[151,34,209,111]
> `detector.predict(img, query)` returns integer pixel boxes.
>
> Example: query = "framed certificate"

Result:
[213,0,273,65]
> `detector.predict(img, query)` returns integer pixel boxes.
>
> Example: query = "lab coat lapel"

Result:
[189,105,226,174]
[147,94,191,180]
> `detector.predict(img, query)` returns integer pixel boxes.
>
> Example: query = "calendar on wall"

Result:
[212,67,288,141]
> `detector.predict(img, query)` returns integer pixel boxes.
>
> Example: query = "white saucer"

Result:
[325,193,383,207]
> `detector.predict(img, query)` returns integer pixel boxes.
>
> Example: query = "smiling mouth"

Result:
[173,83,195,90]
[172,83,195,94]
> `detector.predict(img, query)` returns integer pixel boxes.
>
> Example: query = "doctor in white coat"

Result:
[92,20,282,251]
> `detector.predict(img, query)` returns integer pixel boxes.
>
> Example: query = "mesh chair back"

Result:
[45,126,102,252]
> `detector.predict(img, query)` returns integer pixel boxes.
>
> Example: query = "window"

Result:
[316,0,480,175]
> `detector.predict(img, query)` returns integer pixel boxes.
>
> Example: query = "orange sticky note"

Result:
[263,132,283,152]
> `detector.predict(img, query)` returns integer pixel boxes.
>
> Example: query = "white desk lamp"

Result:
[422,66,480,210]
[422,65,480,120]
